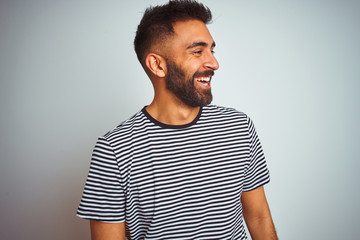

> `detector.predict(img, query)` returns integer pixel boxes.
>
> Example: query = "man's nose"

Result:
[204,52,219,71]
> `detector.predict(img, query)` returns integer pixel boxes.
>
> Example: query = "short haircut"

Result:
[134,0,212,65]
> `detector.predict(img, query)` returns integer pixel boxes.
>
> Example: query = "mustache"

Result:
[193,70,215,78]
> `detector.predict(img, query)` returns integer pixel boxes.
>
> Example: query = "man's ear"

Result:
[145,53,166,78]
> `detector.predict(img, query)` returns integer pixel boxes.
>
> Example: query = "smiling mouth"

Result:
[195,76,211,87]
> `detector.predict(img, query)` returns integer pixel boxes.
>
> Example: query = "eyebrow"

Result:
[186,41,216,49]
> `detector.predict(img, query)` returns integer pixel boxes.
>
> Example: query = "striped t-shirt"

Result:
[77,105,270,239]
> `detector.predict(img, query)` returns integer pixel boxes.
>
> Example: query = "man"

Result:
[77,0,277,239]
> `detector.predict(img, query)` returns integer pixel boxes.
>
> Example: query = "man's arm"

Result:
[90,220,126,240]
[241,186,277,240]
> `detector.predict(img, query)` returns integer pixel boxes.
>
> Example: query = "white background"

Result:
[1,0,359,239]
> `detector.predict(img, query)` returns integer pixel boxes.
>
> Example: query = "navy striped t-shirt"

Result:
[77,105,270,239]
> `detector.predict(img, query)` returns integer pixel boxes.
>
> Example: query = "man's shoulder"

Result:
[102,108,147,139]
[203,104,248,118]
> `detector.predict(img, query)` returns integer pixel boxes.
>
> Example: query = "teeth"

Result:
[195,77,211,82]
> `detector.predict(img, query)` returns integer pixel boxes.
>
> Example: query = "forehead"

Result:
[171,20,214,48]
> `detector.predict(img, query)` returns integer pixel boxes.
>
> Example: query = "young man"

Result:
[77,0,277,239]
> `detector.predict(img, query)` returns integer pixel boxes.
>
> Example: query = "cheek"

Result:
[182,60,200,75]
[187,67,200,81]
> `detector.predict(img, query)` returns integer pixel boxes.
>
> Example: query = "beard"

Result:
[165,60,214,107]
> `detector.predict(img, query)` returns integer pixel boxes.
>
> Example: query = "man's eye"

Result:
[194,50,202,55]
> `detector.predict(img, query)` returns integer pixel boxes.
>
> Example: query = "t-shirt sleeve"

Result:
[243,116,270,191]
[77,136,125,222]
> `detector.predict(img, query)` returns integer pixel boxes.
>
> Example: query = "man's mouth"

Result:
[195,76,211,87]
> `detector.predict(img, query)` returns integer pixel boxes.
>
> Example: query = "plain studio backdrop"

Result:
[1,0,359,239]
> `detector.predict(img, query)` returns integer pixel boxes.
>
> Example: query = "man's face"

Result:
[165,20,219,107]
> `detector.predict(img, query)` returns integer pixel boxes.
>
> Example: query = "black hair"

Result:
[134,0,212,65]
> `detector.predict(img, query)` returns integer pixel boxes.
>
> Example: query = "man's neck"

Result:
[146,100,200,126]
